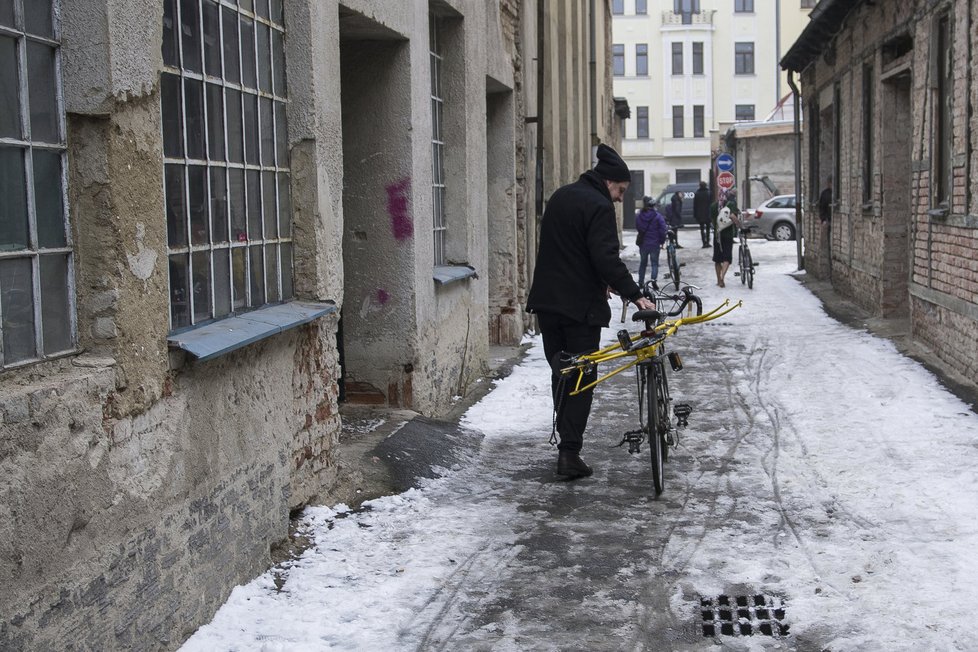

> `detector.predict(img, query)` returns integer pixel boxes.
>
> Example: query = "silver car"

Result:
[742,194,797,241]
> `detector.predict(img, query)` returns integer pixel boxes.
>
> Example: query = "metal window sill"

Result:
[433,265,478,286]
[167,300,337,362]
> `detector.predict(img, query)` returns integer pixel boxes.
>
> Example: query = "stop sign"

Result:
[717,171,735,190]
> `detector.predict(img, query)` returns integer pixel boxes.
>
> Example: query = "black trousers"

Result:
[699,221,711,246]
[538,313,602,452]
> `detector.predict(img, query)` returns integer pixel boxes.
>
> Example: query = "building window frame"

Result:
[692,41,703,74]
[735,104,755,121]
[862,61,874,205]
[613,43,625,76]
[637,106,649,139]
[0,0,77,368]
[636,43,648,76]
[671,42,683,75]
[693,105,704,137]
[933,13,952,210]
[161,0,294,333]
[672,106,684,138]
[735,0,754,13]
[612,0,624,15]
[735,42,755,75]
[430,14,448,266]
[635,0,648,15]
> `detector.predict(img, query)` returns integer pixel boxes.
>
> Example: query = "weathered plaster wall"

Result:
[2,0,343,647]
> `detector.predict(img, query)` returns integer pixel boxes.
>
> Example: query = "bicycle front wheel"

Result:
[739,246,747,285]
[746,249,754,289]
[644,363,664,495]
[657,362,671,464]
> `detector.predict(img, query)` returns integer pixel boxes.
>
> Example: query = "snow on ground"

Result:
[181,236,978,651]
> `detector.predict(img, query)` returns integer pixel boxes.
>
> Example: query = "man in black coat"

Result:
[527,144,655,479]
[693,180,712,248]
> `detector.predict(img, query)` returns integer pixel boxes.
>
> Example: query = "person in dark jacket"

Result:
[668,191,684,247]
[635,196,669,287]
[527,144,655,480]
[693,180,712,248]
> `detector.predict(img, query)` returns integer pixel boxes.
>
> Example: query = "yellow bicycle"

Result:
[559,297,742,494]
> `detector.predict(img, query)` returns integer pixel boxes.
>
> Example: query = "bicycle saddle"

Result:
[632,309,662,323]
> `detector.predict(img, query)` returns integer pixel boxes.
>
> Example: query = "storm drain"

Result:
[699,594,788,638]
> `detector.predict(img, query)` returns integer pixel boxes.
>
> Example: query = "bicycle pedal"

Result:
[733,272,740,276]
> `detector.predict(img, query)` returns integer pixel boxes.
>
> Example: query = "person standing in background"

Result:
[693,180,711,248]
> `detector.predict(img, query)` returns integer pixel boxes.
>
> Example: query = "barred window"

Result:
[430,14,447,266]
[161,0,293,332]
[0,0,75,368]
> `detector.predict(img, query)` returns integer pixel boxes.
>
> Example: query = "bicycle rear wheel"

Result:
[746,249,754,289]
[739,246,747,285]
[643,363,664,495]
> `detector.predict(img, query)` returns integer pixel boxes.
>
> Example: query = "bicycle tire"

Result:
[657,361,670,464]
[746,249,754,289]
[739,245,747,285]
[668,248,680,290]
[645,363,664,495]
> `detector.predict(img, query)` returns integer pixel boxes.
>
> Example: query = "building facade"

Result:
[611,0,812,218]
[782,0,978,392]
[0,0,620,648]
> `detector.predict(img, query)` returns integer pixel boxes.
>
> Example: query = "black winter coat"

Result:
[693,186,711,224]
[526,171,642,326]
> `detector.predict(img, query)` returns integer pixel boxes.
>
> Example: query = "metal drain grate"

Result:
[699,594,788,638]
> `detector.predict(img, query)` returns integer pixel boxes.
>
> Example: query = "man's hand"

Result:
[634,296,655,311]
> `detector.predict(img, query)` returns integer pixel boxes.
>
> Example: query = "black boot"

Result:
[557,450,593,479]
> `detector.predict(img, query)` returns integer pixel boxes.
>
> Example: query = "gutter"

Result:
[787,70,803,271]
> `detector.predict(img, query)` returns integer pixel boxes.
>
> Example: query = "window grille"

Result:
[0,0,75,368]
[430,14,447,266]
[161,0,293,332]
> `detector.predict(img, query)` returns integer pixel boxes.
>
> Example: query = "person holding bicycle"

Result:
[527,144,656,480]
[635,196,668,287]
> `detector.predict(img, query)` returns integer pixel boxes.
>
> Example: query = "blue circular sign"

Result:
[716,153,734,172]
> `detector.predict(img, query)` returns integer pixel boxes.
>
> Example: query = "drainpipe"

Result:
[535,0,545,220]
[788,70,803,271]
[775,0,782,103]
[589,0,597,145]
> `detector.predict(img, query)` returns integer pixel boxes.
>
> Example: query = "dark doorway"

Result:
[880,71,911,320]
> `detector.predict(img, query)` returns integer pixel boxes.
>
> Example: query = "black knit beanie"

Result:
[594,143,630,182]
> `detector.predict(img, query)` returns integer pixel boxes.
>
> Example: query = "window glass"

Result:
[180,0,201,73]
[33,149,66,247]
[0,257,36,363]
[0,146,29,250]
[257,22,271,93]
[0,0,15,28]
[202,0,221,77]
[39,254,71,353]
[0,35,20,139]
[26,41,59,143]
[25,0,53,37]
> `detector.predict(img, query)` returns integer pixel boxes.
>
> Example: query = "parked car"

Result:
[742,194,797,241]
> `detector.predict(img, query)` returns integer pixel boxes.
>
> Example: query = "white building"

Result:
[612,0,813,216]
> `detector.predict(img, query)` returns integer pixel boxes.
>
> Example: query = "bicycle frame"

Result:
[560,299,741,395]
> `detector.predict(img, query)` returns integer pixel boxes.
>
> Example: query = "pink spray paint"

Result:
[386,178,413,241]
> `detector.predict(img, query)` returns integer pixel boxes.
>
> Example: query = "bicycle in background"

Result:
[733,225,757,289]
[663,229,682,290]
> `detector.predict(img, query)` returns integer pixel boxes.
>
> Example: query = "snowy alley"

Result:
[181,237,978,652]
